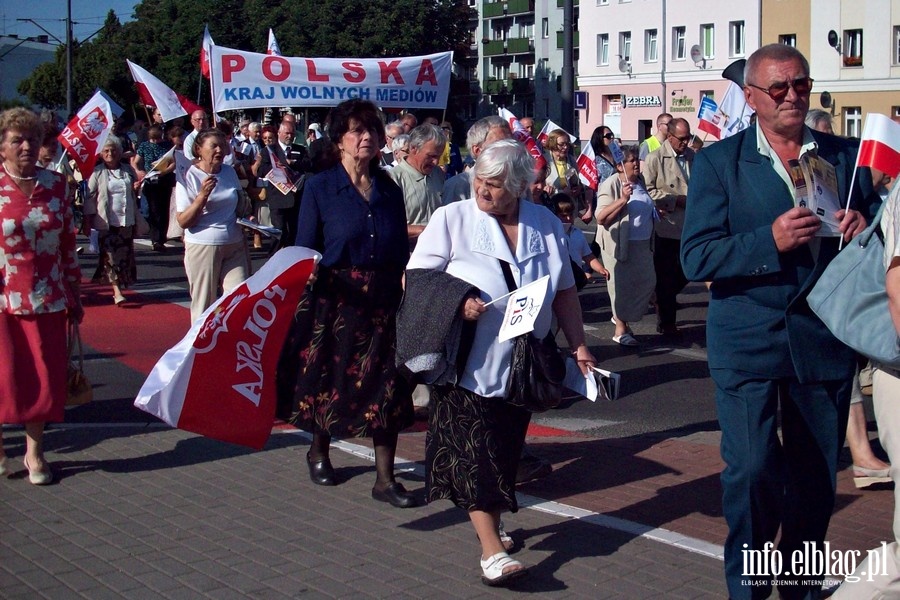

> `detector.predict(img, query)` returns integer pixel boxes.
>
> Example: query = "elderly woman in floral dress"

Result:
[0,108,82,485]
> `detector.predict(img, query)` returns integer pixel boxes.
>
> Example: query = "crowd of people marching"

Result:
[4,43,900,596]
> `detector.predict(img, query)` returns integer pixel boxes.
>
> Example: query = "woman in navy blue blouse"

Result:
[276,99,416,508]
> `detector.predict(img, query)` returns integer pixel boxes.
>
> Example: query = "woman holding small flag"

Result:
[0,108,82,485]
[404,139,595,586]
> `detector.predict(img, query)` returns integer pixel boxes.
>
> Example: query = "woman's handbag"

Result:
[808,203,900,368]
[499,260,566,412]
[66,321,93,406]
[506,331,567,412]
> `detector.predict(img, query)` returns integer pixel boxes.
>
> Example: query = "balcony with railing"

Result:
[556,30,579,48]
[483,39,506,56]
[483,0,535,19]
[507,37,533,55]
[482,77,535,96]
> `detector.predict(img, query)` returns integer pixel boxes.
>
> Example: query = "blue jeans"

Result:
[711,369,850,600]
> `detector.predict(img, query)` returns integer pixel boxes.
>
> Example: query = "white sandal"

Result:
[480,551,528,587]
[498,520,515,552]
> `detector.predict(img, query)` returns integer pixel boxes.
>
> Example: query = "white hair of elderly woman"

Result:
[474,139,534,198]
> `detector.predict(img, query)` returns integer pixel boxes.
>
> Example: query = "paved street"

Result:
[1,238,895,599]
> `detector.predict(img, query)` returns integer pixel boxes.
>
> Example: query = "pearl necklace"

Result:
[4,166,36,181]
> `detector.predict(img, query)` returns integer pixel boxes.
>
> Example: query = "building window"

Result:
[598,0,609,5]
[619,31,632,62]
[894,106,900,119]
[729,21,745,57]
[701,90,715,101]
[894,27,900,65]
[542,18,549,39]
[845,107,862,138]
[597,34,610,65]
[672,26,686,60]
[701,24,715,59]
[645,29,658,62]
[844,29,863,67]
[779,34,796,47]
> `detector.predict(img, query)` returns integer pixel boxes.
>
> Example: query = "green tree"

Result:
[18,0,472,115]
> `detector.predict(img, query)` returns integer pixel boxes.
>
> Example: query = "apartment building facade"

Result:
[465,0,574,124]
[766,0,900,136]
[575,0,760,143]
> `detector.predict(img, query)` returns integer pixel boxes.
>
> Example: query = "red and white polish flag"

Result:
[576,140,599,190]
[200,25,214,79]
[127,60,205,122]
[499,107,547,170]
[536,119,576,147]
[267,28,281,56]
[857,113,900,179]
[58,89,117,180]
[134,247,321,449]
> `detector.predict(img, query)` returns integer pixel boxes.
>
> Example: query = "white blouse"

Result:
[407,199,575,397]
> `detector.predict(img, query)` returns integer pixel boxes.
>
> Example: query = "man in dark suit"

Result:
[681,44,871,600]
[258,129,299,253]
[643,117,694,335]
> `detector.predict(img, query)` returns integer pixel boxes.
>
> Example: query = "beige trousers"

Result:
[184,240,251,323]
[833,366,900,599]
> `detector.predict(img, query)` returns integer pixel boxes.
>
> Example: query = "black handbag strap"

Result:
[499,260,516,293]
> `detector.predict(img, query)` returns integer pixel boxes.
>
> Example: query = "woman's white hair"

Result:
[474,139,534,198]
[102,135,123,152]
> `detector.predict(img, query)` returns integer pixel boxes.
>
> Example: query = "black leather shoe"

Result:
[306,452,336,486]
[371,482,417,508]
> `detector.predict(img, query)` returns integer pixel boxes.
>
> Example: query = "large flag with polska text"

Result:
[134,247,320,449]
[58,89,119,180]
[576,140,599,190]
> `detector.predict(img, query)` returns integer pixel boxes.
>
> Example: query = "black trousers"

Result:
[267,204,296,256]
[144,179,174,246]
[652,235,688,327]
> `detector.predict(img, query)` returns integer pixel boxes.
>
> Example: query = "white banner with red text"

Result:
[134,247,320,449]
[209,46,453,112]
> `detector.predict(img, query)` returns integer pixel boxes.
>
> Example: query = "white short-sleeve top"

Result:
[407,198,575,397]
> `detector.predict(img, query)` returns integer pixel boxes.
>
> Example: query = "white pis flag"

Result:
[267,29,281,56]
[718,81,753,139]
[497,275,550,342]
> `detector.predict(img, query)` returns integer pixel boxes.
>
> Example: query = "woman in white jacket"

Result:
[407,140,596,587]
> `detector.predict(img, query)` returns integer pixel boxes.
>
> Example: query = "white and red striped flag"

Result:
[576,139,599,190]
[499,107,546,170]
[135,247,321,449]
[127,60,205,122]
[536,119,576,147]
[697,96,722,139]
[267,29,281,56]
[200,25,213,79]
[857,113,900,178]
[58,89,117,180]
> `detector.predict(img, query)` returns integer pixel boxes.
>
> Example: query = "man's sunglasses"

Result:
[746,76,814,102]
